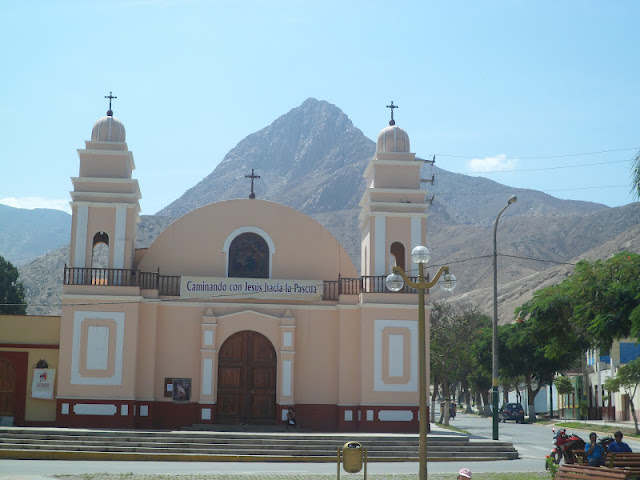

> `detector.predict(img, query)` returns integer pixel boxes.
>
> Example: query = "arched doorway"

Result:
[0,357,16,420]
[217,331,276,424]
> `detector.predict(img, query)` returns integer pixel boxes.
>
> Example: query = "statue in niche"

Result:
[228,233,269,278]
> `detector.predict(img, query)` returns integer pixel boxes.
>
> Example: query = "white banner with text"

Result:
[180,276,323,301]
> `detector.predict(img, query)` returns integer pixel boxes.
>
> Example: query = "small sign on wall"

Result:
[32,368,56,399]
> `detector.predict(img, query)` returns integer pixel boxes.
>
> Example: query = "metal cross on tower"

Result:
[105,91,117,116]
[245,168,261,199]
[386,101,398,126]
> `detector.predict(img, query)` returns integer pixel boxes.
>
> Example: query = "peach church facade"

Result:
[56,106,434,433]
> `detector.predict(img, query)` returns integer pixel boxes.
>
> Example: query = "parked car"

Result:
[498,402,525,423]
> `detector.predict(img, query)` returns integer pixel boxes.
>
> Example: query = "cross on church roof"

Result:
[105,91,117,117]
[245,168,261,199]
[386,101,398,126]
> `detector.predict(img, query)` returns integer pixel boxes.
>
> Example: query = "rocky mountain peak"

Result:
[157,98,375,218]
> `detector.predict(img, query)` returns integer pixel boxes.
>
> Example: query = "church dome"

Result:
[376,124,410,153]
[91,113,126,143]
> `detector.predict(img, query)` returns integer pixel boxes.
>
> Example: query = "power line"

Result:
[455,158,633,175]
[436,147,640,160]
[434,184,631,196]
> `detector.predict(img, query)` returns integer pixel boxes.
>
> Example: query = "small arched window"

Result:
[91,231,110,269]
[390,242,405,272]
[228,232,269,278]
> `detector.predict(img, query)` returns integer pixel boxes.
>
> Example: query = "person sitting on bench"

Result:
[608,431,632,453]
[585,432,605,466]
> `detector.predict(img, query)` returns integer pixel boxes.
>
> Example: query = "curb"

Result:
[0,450,517,463]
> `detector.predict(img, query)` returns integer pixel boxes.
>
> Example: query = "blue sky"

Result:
[1,0,639,215]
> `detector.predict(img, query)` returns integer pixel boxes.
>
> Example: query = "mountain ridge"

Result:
[8,97,639,321]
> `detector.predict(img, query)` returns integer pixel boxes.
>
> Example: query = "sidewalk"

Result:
[552,418,638,431]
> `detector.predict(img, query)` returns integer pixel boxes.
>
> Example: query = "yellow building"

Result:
[0,315,60,426]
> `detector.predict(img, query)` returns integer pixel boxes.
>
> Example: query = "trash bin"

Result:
[342,441,363,473]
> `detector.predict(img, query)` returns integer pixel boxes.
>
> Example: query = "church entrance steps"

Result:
[0,427,519,462]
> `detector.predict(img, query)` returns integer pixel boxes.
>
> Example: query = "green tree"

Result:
[555,375,575,418]
[469,326,494,416]
[516,282,590,362]
[603,357,640,434]
[430,302,490,425]
[554,375,574,397]
[499,324,545,421]
[0,255,26,314]
[569,252,640,348]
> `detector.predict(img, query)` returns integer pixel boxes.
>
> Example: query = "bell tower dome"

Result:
[359,102,430,277]
[68,93,141,273]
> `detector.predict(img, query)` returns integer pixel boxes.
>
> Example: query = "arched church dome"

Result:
[376,124,410,153]
[91,114,126,143]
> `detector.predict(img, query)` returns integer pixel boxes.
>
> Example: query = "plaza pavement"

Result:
[1,416,638,479]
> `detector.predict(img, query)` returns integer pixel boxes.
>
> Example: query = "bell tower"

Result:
[69,94,140,273]
[359,103,430,277]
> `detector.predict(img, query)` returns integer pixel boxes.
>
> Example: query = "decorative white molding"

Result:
[411,216,421,252]
[283,331,293,348]
[202,358,213,396]
[378,410,413,422]
[121,404,128,416]
[113,206,126,269]
[344,410,353,421]
[374,319,418,392]
[71,311,125,385]
[61,403,69,415]
[86,326,110,370]
[367,410,374,421]
[388,334,404,377]
[282,360,292,397]
[74,206,88,268]
[374,216,386,276]
[204,330,214,346]
[140,405,149,417]
[73,404,117,416]
[201,408,212,420]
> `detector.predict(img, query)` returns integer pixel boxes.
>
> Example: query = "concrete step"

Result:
[0,427,519,462]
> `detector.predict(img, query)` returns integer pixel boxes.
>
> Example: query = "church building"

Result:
[55,100,436,433]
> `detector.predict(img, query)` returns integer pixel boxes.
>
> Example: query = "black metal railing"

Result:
[64,266,420,300]
[63,266,139,287]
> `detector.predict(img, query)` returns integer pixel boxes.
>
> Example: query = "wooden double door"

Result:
[0,357,16,417]
[216,331,277,424]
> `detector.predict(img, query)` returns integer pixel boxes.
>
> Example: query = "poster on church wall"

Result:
[172,378,191,403]
[31,368,56,399]
[180,276,323,301]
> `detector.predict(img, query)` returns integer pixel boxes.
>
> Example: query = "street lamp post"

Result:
[492,195,517,441]
[386,246,456,480]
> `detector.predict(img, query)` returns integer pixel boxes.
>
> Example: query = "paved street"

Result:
[2,413,639,478]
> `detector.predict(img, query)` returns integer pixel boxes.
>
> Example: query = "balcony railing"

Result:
[63,266,420,300]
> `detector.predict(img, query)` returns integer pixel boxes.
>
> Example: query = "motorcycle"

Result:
[545,428,586,469]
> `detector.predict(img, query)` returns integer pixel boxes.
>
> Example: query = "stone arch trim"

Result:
[222,226,275,278]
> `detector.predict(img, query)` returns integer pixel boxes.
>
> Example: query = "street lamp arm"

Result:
[392,265,450,289]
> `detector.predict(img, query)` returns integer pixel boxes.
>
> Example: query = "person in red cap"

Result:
[458,467,472,479]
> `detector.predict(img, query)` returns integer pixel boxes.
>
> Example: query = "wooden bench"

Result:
[556,464,629,479]
[573,450,588,464]
[607,452,640,478]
